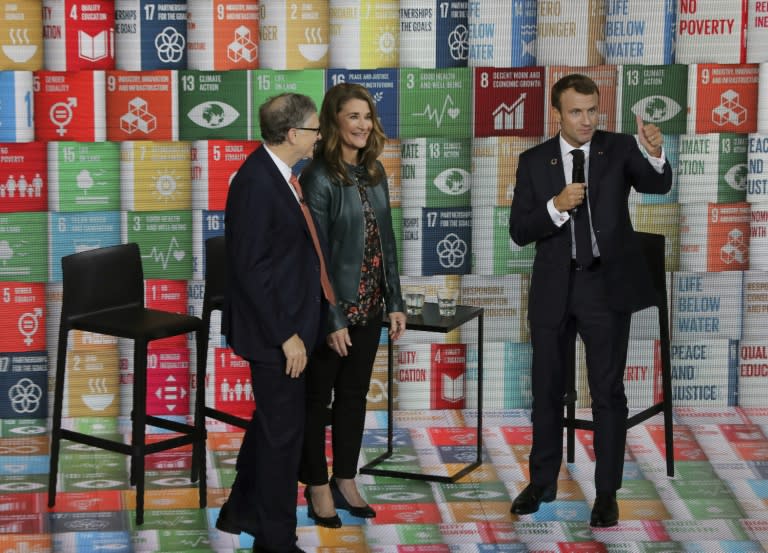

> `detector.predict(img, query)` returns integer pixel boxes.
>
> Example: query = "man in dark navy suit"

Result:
[217,93,330,553]
[508,74,672,527]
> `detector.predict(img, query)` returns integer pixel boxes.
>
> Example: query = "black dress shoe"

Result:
[590,492,619,527]
[510,482,557,515]
[330,477,376,518]
[252,545,306,553]
[216,501,249,535]
[304,486,342,528]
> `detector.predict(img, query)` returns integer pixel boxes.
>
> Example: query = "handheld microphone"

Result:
[570,150,585,215]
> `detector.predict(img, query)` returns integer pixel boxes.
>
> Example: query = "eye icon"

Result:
[631,95,682,123]
[187,101,240,128]
[433,168,470,196]
[724,163,748,191]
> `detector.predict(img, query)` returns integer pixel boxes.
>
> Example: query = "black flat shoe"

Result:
[590,492,619,527]
[510,482,557,515]
[304,486,342,528]
[330,477,376,518]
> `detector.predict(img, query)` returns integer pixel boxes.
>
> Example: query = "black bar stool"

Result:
[190,235,250,483]
[564,231,675,477]
[48,243,207,524]
[198,235,249,430]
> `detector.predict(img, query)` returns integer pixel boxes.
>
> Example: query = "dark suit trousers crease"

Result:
[529,266,631,493]
[300,320,381,484]
[228,358,306,552]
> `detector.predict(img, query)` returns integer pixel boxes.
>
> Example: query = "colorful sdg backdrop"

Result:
[2,0,768,427]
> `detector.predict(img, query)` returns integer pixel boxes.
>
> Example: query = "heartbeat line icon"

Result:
[412,94,461,128]
[142,236,186,270]
[154,514,196,527]
[179,536,210,547]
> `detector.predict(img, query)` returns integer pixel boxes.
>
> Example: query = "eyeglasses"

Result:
[295,127,321,135]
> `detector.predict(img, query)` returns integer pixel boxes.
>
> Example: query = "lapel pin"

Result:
[550,158,558,165]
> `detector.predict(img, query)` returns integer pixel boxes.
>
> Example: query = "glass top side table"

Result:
[359,302,484,483]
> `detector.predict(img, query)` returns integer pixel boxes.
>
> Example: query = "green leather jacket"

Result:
[300,159,405,333]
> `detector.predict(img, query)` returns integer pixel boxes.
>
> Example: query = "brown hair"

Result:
[315,83,387,186]
[551,73,600,111]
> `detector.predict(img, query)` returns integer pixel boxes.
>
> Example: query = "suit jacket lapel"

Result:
[544,137,566,199]
[258,147,310,237]
[587,131,607,206]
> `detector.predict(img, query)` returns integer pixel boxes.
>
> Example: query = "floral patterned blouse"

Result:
[339,167,384,325]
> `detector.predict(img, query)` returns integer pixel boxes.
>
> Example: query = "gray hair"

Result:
[259,93,317,145]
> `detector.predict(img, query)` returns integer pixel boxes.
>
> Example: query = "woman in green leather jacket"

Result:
[298,83,407,528]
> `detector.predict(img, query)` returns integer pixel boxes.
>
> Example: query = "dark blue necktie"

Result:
[571,149,594,267]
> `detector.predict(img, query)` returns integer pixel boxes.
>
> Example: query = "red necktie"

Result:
[289,174,336,304]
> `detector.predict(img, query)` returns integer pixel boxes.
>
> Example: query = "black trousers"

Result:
[227,358,305,552]
[528,264,632,493]
[300,320,382,485]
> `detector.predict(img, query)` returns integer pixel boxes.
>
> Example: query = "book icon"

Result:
[78,29,113,62]
[441,373,464,403]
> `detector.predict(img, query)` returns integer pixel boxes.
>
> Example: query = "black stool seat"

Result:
[48,242,207,525]
[70,307,202,339]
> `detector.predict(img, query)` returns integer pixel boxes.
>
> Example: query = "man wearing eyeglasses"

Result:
[217,93,330,553]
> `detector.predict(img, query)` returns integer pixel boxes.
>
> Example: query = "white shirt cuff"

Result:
[645,147,666,173]
[547,197,569,227]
